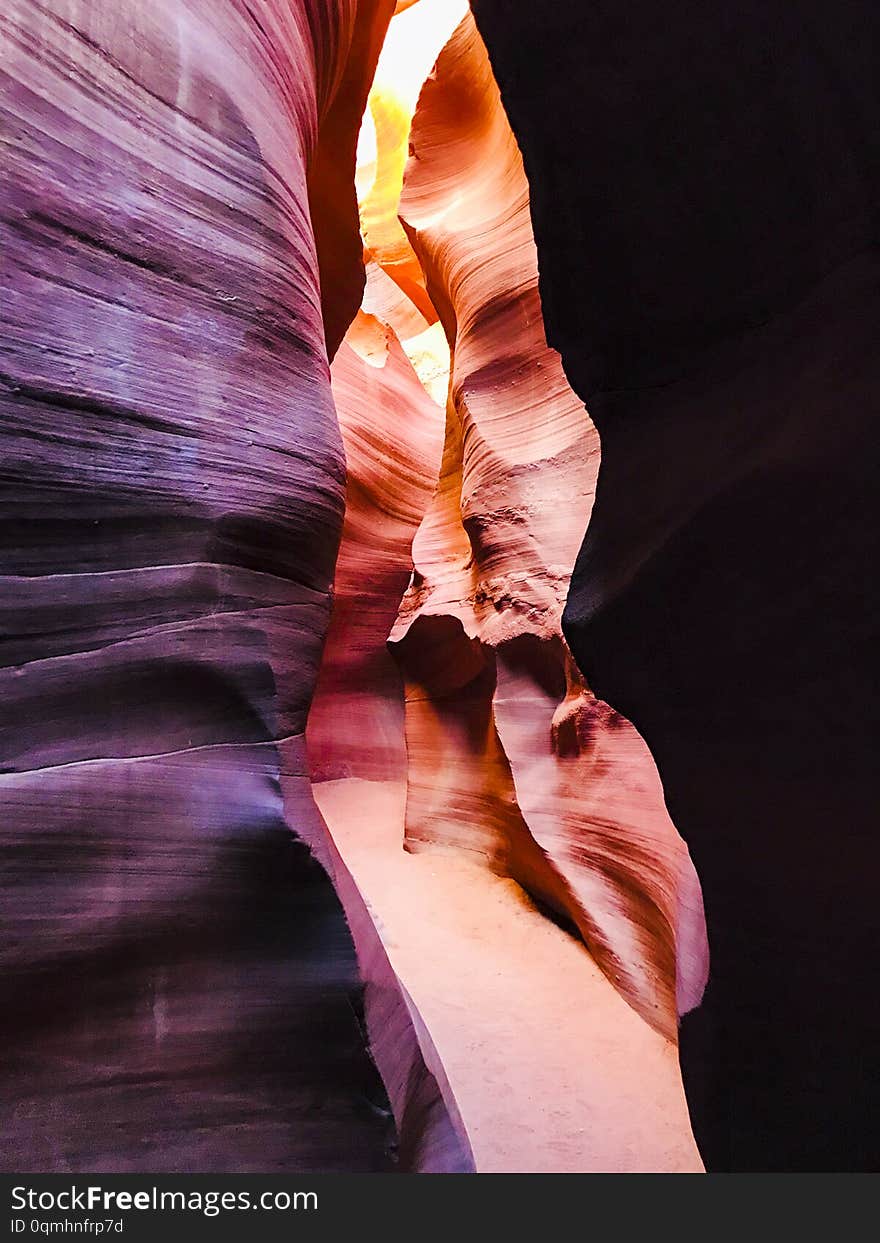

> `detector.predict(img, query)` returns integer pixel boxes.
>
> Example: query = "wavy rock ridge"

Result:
[309,6,705,1171]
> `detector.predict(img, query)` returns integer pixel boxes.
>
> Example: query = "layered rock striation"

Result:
[5,0,854,1176]
[0,0,449,1172]
[309,8,705,1171]
[390,15,707,1038]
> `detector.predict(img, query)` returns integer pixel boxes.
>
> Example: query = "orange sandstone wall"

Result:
[390,14,707,1039]
[308,6,705,1172]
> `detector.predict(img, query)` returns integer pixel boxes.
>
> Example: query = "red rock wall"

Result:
[390,14,707,1041]
[307,8,705,1171]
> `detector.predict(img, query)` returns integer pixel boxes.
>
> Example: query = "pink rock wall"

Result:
[0,0,430,1172]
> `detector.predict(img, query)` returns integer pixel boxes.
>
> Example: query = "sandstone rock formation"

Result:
[390,14,707,1037]
[471,0,880,1170]
[309,7,705,1171]
[2,0,710,1175]
[7,0,864,1177]
[0,0,444,1172]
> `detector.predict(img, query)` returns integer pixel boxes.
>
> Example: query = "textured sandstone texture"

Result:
[472,0,880,1170]
[9,0,857,1178]
[309,8,705,1171]
[391,16,707,1037]
[0,0,476,1172]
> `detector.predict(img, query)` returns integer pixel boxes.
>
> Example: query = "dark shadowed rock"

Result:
[472,0,880,1170]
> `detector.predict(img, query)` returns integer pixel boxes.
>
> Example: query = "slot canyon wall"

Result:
[0,0,470,1172]
[471,0,880,1170]
[2,0,705,1173]
[2,0,874,1175]
[308,3,706,1171]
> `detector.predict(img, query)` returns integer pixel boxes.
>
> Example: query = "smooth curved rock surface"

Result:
[0,0,401,1172]
[391,13,707,1041]
[472,0,880,1170]
[311,298,700,1171]
[310,7,703,1171]
[8,0,863,1176]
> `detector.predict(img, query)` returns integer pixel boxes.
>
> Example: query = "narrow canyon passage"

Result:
[307,3,705,1170]
[2,0,876,1175]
